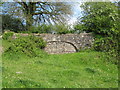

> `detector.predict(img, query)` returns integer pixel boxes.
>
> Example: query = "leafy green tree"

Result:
[78,1,119,61]
[80,2,119,36]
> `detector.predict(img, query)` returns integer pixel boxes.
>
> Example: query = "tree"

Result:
[2,14,25,32]
[2,1,72,31]
[77,1,119,61]
[79,2,119,36]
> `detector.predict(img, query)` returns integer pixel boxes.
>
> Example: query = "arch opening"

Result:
[44,41,78,54]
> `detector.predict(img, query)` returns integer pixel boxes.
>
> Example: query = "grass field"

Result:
[1,40,118,88]
[0,39,2,89]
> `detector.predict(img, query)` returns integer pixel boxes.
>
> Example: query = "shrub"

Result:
[29,24,52,34]
[73,24,86,33]
[53,24,72,34]
[94,36,119,64]
[28,35,46,49]
[2,31,14,40]
[4,35,46,58]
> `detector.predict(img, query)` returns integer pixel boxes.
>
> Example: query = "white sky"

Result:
[67,2,82,26]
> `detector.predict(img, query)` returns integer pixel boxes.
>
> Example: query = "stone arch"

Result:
[44,41,78,54]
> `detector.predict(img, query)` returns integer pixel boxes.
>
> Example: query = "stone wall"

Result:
[35,33,94,54]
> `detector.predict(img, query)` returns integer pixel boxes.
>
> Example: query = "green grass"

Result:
[1,40,118,88]
[0,39,2,89]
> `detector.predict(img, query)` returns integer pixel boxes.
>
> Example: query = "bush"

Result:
[2,31,14,40]
[93,36,119,64]
[28,35,46,49]
[4,35,46,58]
[73,24,86,33]
[53,24,72,34]
[29,24,52,34]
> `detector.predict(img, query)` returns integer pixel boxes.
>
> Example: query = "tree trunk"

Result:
[26,14,33,31]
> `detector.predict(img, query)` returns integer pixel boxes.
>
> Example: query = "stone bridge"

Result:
[35,33,94,54]
[12,33,94,54]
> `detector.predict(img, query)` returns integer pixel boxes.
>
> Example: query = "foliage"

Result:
[80,2,119,35]
[2,31,14,40]
[78,2,120,60]
[4,35,46,58]
[94,36,119,64]
[20,24,74,34]
[2,14,26,32]
[2,2,72,31]
[73,24,85,33]
[53,24,74,34]
[29,24,53,34]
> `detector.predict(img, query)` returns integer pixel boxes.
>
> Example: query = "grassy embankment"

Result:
[1,40,118,88]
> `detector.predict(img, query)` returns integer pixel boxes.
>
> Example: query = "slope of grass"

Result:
[0,39,2,89]
[1,39,118,88]
[2,50,118,88]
